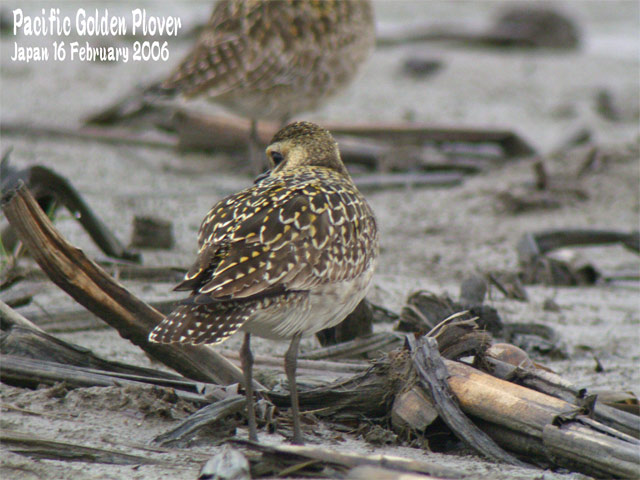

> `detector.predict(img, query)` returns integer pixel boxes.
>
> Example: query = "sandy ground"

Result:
[1,1,639,479]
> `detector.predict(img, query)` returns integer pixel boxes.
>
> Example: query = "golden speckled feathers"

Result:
[160,0,374,120]
[149,122,378,346]
[177,166,376,301]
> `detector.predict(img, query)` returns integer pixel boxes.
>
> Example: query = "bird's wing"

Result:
[161,1,299,98]
[174,173,377,304]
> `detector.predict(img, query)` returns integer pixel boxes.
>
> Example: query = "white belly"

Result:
[241,266,375,340]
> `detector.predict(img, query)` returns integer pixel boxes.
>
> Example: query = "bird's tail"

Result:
[149,303,251,346]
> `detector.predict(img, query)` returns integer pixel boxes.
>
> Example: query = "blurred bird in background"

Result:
[156,0,375,171]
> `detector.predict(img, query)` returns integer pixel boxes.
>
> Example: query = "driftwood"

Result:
[496,160,593,215]
[480,355,640,439]
[500,322,566,359]
[0,354,202,405]
[232,440,468,479]
[154,395,245,447]
[517,229,640,264]
[512,229,639,286]
[303,332,403,361]
[590,389,639,416]
[0,430,164,465]
[0,299,46,333]
[1,262,186,286]
[353,172,464,191]
[409,336,526,466]
[177,113,535,158]
[0,327,209,403]
[0,281,45,308]
[1,184,245,386]
[83,95,536,164]
[346,465,453,480]
[0,163,140,262]
[444,361,639,477]
[486,271,528,301]
[1,121,175,151]
[0,307,209,402]
[260,333,638,477]
[4,288,638,477]
[11,298,180,333]
[2,187,637,477]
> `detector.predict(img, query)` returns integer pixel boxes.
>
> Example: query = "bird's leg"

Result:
[284,332,303,445]
[240,332,258,441]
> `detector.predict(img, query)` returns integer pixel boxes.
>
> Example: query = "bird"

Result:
[149,121,379,444]
[157,0,375,171]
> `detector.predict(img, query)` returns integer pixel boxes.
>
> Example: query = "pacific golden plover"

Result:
[149,121,379,444]
[159,0,375,170]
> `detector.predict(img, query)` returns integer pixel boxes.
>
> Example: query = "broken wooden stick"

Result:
[1,121,174,151]
[1,184,244,386]
[172,111,536,158]
[154,395,245,447]
[232,440,468,479]
[1,163,140,262]
[481,355,640,439]
[263,337,639,477]
[353,172,464,191]
[517,228,640,264]
[0,429,165,465]
[409,335,527,466]
[300,332,403,361]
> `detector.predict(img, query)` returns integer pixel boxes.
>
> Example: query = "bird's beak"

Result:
[254,170,270,184]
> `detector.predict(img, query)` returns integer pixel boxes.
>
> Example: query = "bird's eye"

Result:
[271,151,284,166]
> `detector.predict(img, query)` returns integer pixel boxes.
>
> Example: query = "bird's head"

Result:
[257,122,349,181]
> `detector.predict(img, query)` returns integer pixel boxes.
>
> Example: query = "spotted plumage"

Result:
[149,121,378,444]
[150,122,378,345]
[160,0,375,121]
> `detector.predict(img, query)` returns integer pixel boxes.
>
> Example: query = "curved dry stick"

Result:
[1,184,245,386]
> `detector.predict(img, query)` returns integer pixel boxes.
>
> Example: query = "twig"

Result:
[517,229,640,264]
[231,439,468,479]
[299,332,403,360]
[0,429,166,465]
[354,172,464,191]
[223,351,367,374]
[0,299,46,333]
[154,395,245,446]
[1,121,175,151]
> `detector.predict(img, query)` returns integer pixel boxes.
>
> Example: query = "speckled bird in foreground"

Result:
[159,0,375,170]
[149,121,379,444]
